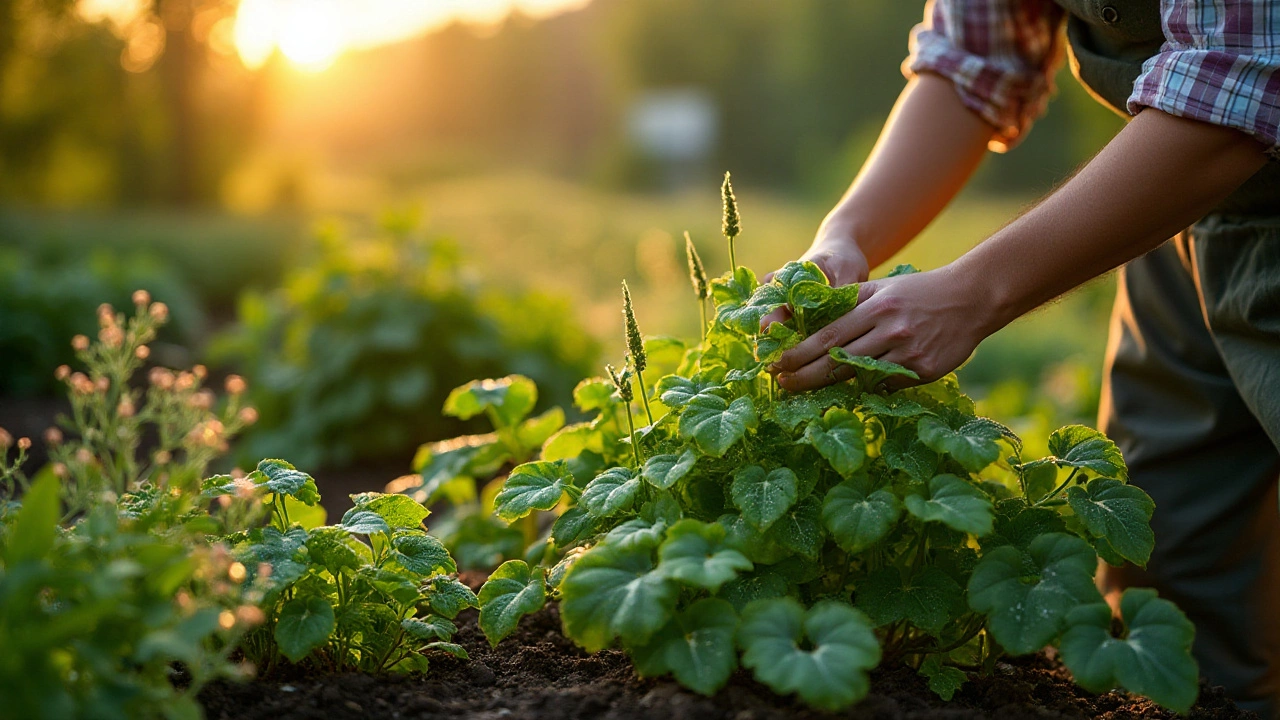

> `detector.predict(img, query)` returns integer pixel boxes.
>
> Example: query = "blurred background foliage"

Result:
[0,0,1123,480]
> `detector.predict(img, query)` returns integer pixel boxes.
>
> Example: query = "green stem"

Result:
[623,402,642,468]
[635,369,655,426]
[698,299,708,341]
[1032,467,1079,507]
[727,237,737,274]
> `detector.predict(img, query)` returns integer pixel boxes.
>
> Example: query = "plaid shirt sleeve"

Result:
[904,0,1067,152]
[1129,1,1280,158]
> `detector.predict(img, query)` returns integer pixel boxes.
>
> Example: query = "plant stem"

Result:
[635,369,655,426]
[623,402,642,468]
[1032,467,1079,507]
[698,299,708,341]
[727,238,737,274]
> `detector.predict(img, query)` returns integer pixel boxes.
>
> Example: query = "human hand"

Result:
[768,264,996,392]
[760,219,870,328]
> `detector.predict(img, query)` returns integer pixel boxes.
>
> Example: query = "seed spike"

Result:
[721,171,741,272]
[605,363,642,468]
[684,232,710,340]
[621,282,655,425]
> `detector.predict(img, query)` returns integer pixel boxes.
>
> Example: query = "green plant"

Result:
[209,218,598,469]
[206,459,476,673]
[0,455,260,720]
[416,185,1197,712]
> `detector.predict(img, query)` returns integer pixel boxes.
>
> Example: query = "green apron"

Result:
[1052,1,1280,716]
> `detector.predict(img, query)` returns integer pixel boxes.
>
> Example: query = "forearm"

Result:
[953,109,1269,334]
[824,72,994,268]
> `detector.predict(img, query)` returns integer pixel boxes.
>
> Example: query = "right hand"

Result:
[760,218,870,329]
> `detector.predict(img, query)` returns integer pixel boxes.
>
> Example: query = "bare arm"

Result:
[769,72,994,288]
[773,108,1268,391]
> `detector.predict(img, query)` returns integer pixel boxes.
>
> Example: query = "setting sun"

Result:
[229,0,590,72]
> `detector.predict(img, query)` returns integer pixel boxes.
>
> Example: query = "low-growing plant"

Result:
[414,175,1198,712]
[206,460,477,674]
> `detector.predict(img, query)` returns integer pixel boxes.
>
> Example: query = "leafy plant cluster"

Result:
[412,175,1198,712]
[209,217,599,469]
[206,459,476,674]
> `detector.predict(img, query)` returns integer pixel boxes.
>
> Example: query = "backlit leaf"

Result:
[493,461,574,521]
[581,466,641,517]
[829,348,918,391]
[678,394,758,457]
[642,448,698,489]
[477,560,547,646]
[1065,479,1154,567]
[916,417,1001,473]
[274,595,335,663]
[443,375,537,427]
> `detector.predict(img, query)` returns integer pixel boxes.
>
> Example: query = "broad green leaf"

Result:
[887,263,920,277]
[1065,479,1154,567]
[1059,589,1198,713]
[718,282,788,335]
[718,513,790,565]
[710,265,758,308]
[5,472,59,564]
[755,321,801,364]
[401,615,458,641]
[411,436,507,502]
[493,461,574,521]
[256,459,321,506]
[603,516,668,551]
[542,423,604,462]
[443,375,537,427]
[725,362,766,383]
[701,325,759,370]
[559,542,679,652]
[515,407,566,451]
[274,596,335,662]
[718,569,790,612]
[551,506,600,549]
[477,560,547,646]
[1047,425,1128,480]
[348,492,430,529]
[573,377,616,413]
[821,482,901,553]
[771,394,822,432]
[858,393,930,419]
[360,567,422,606]
[642,448,697,489]
[982,500,1066,552]
[795,283,860,331]
[426,642,470,659]
[424,575,479,619]
[580,466,641,517]
[968,533,1101,654]
[855,567,964,636]
[916,416,1001,473]
[881,433,939,483]
[802,407,866,477]
[391,533,456,576]
[305,526,363,577]
[730,465,798,532]
[285,495,328,530]
[657,519,753,591]
[631,598,739,696]
[772,260,827,291]
[766,497,823,559]
[903,474,994,536]
[739,598,881,711]
[656,374,727,409]
[678,394,758,457]
[829,348,918,390]
[919,656,967,700]
[339,509,391,536]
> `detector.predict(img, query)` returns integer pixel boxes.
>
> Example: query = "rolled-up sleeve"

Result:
[904,0,1067,151]
[1129,1,1280,158]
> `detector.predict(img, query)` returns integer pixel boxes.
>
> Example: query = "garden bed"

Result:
[200,596,1253,720]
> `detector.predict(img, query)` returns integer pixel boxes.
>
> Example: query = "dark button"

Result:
[1100,5,1120,23]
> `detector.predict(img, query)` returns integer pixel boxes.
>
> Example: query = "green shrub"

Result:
[416,179,1198,713]
[210,219,598,469]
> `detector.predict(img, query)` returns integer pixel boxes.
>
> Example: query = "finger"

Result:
[759,305,793,332]
[771,306,876,374]
[877,348,929,391]
[777,330,895,393]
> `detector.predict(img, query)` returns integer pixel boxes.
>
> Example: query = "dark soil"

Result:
[199,578,1254,720]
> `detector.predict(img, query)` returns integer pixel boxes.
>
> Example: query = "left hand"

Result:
[768,264,995,392]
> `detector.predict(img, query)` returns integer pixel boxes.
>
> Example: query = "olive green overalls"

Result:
[1054,1,1280,717]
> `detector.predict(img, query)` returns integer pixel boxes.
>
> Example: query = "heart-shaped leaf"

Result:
[739,598,881,711]
[829,348,918,391]
[494,461,574,521]
[255,459,321,506]
[1047,425,1128,480]
[855,567,964,636]
[642,448,697,489]
[443,375,537,427]
[391,533,456,576]
[423,575,479,619]
[718,282,788,335]
[559,542,679,652]
[657,519,753,591]
[1059,588,1198,713]
[401,615,458,641]
[581,466,641,518]
[1065,479,1154,567]
[766,497,823,559]
[903,474,994,536]
[656,374,728,409]
[968,532,1101,654]
[274,595,335,662]
[821,481,901,553]
[348,492,430,530]
[477,560,547,646]
[755,321,801,364]
[339,509,391,536]
[630,598,739,696]
[916,416,1001,473]
[678,394,758,457]
[802,407,866,477]
[730,465,799,532]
